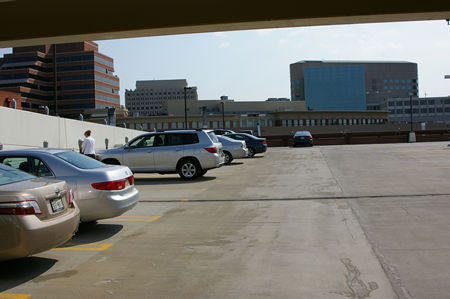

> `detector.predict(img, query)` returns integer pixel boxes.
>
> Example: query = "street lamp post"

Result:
[409,94,413,132]
[184,87,193,129]
[221,101,225,129]
[408,93,416,142]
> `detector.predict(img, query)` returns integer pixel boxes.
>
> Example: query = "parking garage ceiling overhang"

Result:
[0,0,449,47]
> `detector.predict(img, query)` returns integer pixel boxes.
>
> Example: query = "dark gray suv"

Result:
[98,130,224,180]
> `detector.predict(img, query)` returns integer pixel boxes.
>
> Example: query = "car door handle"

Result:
[176,149,182,152]
[147,150,153,153]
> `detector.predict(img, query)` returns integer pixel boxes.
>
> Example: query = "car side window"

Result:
[129,135,155,148]
[167,134,183,146]
[1,157,31,173]
[153,134,166,147]
[234,135,244,140]
[183,133,199,145]
[32,158,54,177]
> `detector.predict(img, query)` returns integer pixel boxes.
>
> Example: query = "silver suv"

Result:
[98,130,224,180]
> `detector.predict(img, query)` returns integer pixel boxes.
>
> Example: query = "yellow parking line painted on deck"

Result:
[0,294,31,299]
[181,198,189,202]
[53,243,114,251]
[149,187,207,192]
[109,216,162,222]
[217,179,223,183]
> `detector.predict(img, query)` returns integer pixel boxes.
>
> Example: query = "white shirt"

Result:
[82,136,95,154]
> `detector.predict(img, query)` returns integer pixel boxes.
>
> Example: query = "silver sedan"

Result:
[217,135,248,164]
[0,149,139,222]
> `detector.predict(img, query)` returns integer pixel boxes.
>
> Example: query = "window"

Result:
[1,157,28,171]
[167,134,183,146]
[207,132,219,143]
[32,158,53,177]
[0,163,36,186]
[55,151,104,169]
[182,133,200,145]
[129,135,155,148]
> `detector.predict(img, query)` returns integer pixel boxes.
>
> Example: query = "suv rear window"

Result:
[182,133,199,145]
[207,132,219,143]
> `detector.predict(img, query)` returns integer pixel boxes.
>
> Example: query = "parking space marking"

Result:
[0,293,31,299]
[53,243,114,251]
[108,216,161,222]
[149,187,207,192]
[181,198,189,202]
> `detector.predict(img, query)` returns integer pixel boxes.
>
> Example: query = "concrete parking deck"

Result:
[1,142,449,298]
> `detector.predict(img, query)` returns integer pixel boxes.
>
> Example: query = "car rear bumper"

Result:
[201,153,224,170]
[255,144,267,153]
[0,207,80,261]
[293,139,313,146]
[77,187,139,222]
[232,148,248,159]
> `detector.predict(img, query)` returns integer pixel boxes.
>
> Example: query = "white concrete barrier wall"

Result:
[0,106,142,151]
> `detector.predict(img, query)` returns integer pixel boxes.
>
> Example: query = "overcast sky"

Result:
[1,20,449,105]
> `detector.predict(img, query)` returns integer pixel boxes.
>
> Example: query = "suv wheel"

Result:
[178,159,200,180]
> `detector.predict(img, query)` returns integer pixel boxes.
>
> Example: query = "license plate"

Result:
[50,197,64,213]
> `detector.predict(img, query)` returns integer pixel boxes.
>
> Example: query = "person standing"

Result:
[82,130,96,159]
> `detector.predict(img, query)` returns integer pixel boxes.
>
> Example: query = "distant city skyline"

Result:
[0,20,449,105]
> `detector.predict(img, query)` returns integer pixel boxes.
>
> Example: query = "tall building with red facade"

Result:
[0,41,119,117]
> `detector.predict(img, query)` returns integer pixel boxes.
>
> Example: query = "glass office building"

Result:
[291,60,418,111]
[304,65,366,111]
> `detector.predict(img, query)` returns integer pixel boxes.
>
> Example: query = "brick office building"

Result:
[0,90,22,109]
[0,41,120,118]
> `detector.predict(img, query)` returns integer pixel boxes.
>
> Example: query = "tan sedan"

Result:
[0,164,80,262]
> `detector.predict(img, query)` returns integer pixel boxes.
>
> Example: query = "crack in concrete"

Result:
[331,258,379,298]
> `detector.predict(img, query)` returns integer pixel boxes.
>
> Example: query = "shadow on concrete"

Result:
[225,162,244,166]
[134,176,216,185]
[0,256,57,291]
[61,223,123,246]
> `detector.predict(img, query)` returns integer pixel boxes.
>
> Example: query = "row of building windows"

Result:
[56,55,94,63]
[383,85,415,90]
[125,118,386,131]
[96,93,120,104]
[127,91,195,96]
[388,99,450,106]
[281,118,384,126]
[131,106,164,110]
[383,79,416,84]
[95,74,119,87]
[94,56,114,68]
[391,108,450,114]
[127,96,195,102]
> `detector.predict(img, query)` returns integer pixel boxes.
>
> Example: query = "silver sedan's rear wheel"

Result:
[224,151,233,164]
[178,160,199,180]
